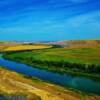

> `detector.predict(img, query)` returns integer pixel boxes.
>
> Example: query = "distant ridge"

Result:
[47,40,100,47]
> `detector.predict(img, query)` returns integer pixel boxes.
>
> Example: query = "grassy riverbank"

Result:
[0,67,90,100]
[3,47,100,78]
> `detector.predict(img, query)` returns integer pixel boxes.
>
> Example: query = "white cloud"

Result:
[64,10,100,34]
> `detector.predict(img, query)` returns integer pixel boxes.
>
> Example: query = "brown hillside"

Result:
[49,40,100,48]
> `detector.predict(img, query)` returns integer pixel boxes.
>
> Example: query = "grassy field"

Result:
[0,42,22,51]
[3,47,100,77]
[3,44,52,52]
[0,41,52,52]
[0,67,91,100]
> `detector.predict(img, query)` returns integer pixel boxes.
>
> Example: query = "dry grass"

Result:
[0,67,62,100]
[3,45,52,51]
[0,67,100,100]
[0,67,81,100]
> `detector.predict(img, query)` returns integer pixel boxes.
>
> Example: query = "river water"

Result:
[0,54,100,95]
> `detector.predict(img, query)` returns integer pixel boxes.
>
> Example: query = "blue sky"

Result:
[0,0,100,41]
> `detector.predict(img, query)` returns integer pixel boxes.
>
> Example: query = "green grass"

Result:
[3,47,100,77]
[4,47,100,65]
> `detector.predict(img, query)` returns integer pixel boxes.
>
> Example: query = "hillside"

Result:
[0,67,85,100]
[48,40,100,47]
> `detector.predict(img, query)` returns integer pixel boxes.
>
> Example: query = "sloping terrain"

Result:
[0,67,81,100]
[49,40,100,47]
[0,67,100,100]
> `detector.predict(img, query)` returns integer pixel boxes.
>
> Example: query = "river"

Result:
[0,54,100,95]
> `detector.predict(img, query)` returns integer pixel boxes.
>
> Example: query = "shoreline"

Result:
[0,67,84,100]
[1,55,100,96]
[0,67,100,100]
[3,54,100,80]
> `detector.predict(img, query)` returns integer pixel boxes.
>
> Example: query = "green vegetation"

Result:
[3,47,100,78]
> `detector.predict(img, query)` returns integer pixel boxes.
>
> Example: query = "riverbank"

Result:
[0,67,90,100]
[1,54,100,96]
[3,55,100,81]
[3,47,100,79]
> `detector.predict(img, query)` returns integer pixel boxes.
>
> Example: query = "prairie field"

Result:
[3,45,52,52]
